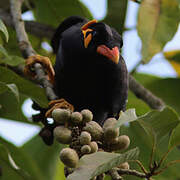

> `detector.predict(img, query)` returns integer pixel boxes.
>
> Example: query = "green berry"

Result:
[118,162,130,169]
[53,126,72,144]
[103,118,117,129]
[81,109,93,123]
[60,148,79,168]
[81,145,91,154]
[52,108,71,124]
[110,135,130,151]
[83,121,103,141]
[70,112,83,124]
[80,131,91,145]
[89,141,98,153]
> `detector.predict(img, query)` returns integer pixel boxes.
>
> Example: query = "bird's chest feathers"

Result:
[61,57,121,98]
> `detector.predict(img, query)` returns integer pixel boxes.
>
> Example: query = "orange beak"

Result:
[97,45,119,64]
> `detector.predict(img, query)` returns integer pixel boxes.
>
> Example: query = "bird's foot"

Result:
[24,55,55,84]
[45,98,74,117]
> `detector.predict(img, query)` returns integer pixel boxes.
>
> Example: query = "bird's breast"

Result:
[55,56,122,111]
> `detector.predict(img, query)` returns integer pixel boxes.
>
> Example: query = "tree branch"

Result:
[10,0,57,101]
[117,168,147,178]
[129,75,165,110]
[0,8,55,39]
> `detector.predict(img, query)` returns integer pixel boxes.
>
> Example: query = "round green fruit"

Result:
[53,126,72,144]
[60,148,79,168]
[52,108,71,124]
[80,131,91,145]
[83,121,103,141]
[81,109,93,123]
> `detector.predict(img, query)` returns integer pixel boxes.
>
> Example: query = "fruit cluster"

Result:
[48,108,130,172]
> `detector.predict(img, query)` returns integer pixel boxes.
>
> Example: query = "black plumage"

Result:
[51,16,128,125]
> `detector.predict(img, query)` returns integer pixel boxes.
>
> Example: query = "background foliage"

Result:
[0,0,180,179]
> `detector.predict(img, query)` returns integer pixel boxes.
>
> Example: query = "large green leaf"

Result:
[122,123,180,179]
[169,123,180,149]
[0,144,29,180]
[104,0,128,34]
[67,148,139,180]
[0,137,45,180]
[0,90,28,123]
[133,73,180,116]
[0,82,25,122]
[137,107,179,145]
[0,66,48,108]
[33,0,93,27]
[22,135,65,180]
[137,0,180,63]
[0,45,24,66]
[0,19,8,42]
[127,90,151,116]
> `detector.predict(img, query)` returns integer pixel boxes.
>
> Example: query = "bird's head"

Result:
[51,16,123,64]
[81,19,123,64]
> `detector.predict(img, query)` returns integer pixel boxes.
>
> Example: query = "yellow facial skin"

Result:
[82,28,93,48]
[81,19,97,48]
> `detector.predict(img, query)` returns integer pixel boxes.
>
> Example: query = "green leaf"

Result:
[0,82,20,118]
[115,108,137,128]
[0,81,8,94]
[137,0,180,63]
[0,44,8,56]
[169,123,180,149]
[127,91,151,116]
[0,55,25,66]
[0,144,29,180]
[0,92,28,123]
[0,137,45,180]
[0,44,25,66]
[22,135,65,180]
[33,0,93,27]
[6,83,19,102]
[0,66,48,108]
[137,107,179,145]
[122,122,180,179]
[67,148,139,180]
[0,19,9,42]
[104,0,128,34]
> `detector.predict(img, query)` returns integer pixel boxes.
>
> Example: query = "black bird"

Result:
[50,16,128,125]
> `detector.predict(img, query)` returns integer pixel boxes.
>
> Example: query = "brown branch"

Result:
[129,75,165,110]
[0,8,55,39]
[10,0,57,101]
[117,168,147,178]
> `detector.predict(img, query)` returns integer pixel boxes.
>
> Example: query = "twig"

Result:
[0,8,55,39]
[134,160,148,174]
[10,0,57,101]
[149,142,156,170]
[129,75,165,110]
[109,169,123,180]
[154,159,180,175]
[117,168,146,178]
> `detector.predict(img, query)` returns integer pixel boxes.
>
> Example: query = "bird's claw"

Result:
[45,98,74,117]
[24,55,55,84]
